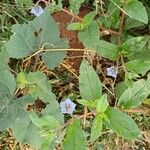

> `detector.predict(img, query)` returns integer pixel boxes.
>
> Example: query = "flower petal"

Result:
[60,98,76,115]
[31,6,44,17]
[107,66,118,78]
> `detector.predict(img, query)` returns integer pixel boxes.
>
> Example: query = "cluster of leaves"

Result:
[0,0,150,149]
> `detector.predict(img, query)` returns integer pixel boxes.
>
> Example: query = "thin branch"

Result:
[62,8,82,21]
[23,48,94,62]
[117,10,125,46]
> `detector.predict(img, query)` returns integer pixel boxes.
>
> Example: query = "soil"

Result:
[52,7,92,70]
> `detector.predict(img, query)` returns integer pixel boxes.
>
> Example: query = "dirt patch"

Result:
[52,7,92,70]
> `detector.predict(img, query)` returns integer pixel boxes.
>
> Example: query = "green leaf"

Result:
[16,71,28,89]
[124,0,148,24]
[29,112,60,130]
[63,120,86,150]
[67,11,96,31]
[90,115,102,143]
[11,114,43,149]
[8,96,50,149]
[46,1,62,14]
[82,11,96,27]
[79,59,102,100]
[125,59,150,75]
[67,22,84,30]
[0,70,16,94]
[69,0,85,14]
[77,99,95,108]
[121,36,149,57]
[0,46,9,71]
[29,112,62,149]
[0,82,12,113]
[128,46,150,61]
[15,0,33,8]
[96,94,109,113]
[26,72,53,100]
[124,17,144,30]
[42,98,64,124]
[110,0,148,24]
[27,72,64,123]
[5,23,38,58]
[0,95,33,130]
[42,38,68,69]
[5,10,68,69]
[78,21,99,50]
[16,71,64,123]
[96,40,120,60]
[118,79,150,109]
[104,107,141,139]
[115,81,128,99]
[0,47,16,94]
[103,2,119,29]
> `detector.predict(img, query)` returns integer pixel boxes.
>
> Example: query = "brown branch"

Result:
[62,8,82,21]
[101,27,120,36]
[117,10,125,46]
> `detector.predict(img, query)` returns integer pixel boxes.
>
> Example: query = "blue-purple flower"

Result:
[31,6,44,17]
[60,98,76,115]
[106,66,118,78]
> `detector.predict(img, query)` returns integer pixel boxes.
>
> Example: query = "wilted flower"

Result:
[106,66,118,78]
[31,6,44,17]
[60,98,76,115]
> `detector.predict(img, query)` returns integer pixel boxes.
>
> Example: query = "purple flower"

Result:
[106,66,118,78]
[31,6,44,17]
[60,98,76,115]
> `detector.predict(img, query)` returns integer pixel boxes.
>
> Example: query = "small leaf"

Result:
[15,0,33,8]
[16,72,28,89]
[110,0,148,24]
[96,94,109,113]
[125,59,150,75]
[77,99,95,108]
[29,112,60,130]
[124,17,144,30]
[118,79,150,109]
[79,59,102,100]
[78,21,99,50]
[96,40,120,60]
[128,46,150,61]
[69,0,85,14]
[67,22,84,30]
[115,81,128,99]
[104,107,141,139]
[82,11,96,27]
[124,0,148,24]
[91,115,102,143]
[121,36,149,57]
[63,120,86,150]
